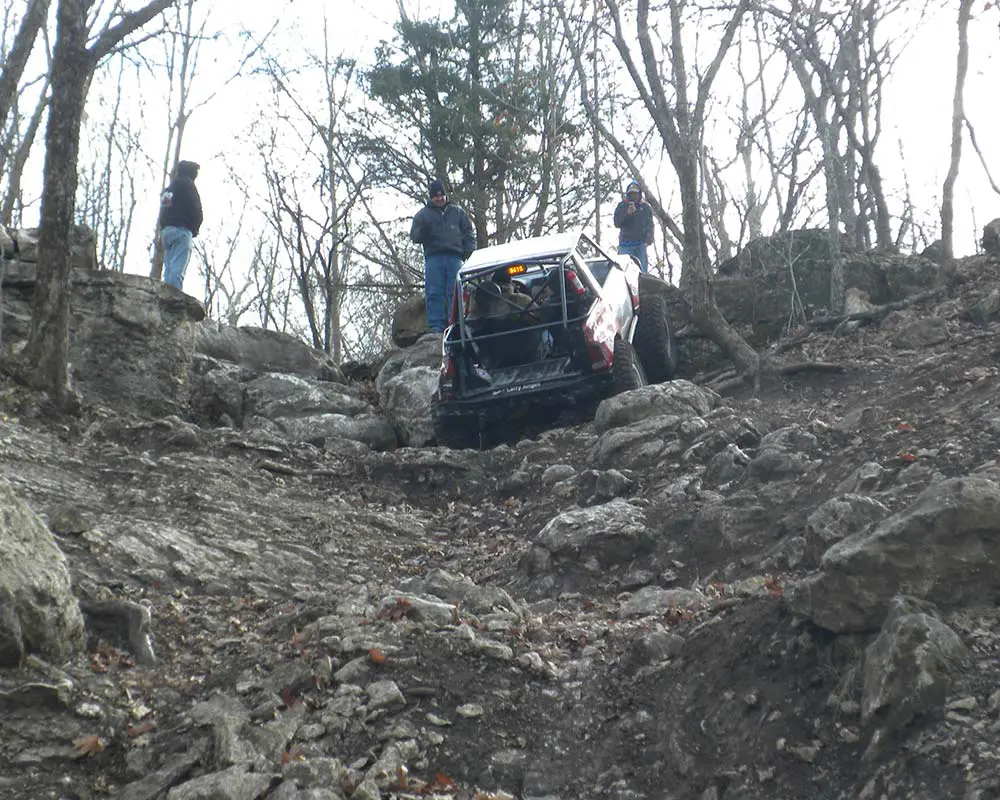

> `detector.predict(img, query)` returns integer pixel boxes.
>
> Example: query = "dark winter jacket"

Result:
[410,202,476,259]
[613,199,654,245]
[159,176,203,236]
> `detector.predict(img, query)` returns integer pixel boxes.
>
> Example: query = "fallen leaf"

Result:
[72,734,104,759]
[428,772,458,790]
[340,772,358,795]
[377,597,414,622]
[280,687,299,708]
[127,720,156,738]
[390,764,409,790]
[280,744,306,765]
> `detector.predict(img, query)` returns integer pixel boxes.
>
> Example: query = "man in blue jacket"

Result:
[613,180,654,273]
[410,179,476,332]
[158,160,203,290]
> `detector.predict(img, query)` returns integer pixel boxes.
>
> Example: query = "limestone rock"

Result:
[594,380,719,434]
[379,366,438,447]
[861,596,968,760]
[0,480,85,663]
[982,218,1000,256]
[788,476,1000,632]
[522,499,653,596]
[375,334,442,396]
[804,494,890,566]
[194,322,342,381]
[392,293,430,347]
[1,262,203,416]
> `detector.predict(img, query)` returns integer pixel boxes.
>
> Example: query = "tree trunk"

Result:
[18,0,173,408]
[20,0,91,408]
[675,149,760,380]
[942,0,974,261]
[820,121,845,314]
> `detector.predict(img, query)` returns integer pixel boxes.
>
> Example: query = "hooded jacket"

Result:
[159,162,203,236]
[613,181,654,245]
[410,200,476,259]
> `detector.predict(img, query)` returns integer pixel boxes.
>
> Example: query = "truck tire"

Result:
[612,337,647,394]
[634,292,677,383]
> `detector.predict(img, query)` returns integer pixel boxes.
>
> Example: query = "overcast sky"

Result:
[85,0,998,279]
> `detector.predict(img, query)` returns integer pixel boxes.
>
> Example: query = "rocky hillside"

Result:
[3,249,1000,800]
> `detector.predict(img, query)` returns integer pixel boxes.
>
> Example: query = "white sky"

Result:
[73,0,1000,277]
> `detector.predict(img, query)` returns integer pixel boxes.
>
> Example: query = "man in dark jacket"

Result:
[410,178,476,332]
[613,180,654,273]
[158,160,203,290]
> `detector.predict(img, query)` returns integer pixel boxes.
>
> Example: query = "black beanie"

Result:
[177,160,200,179]
[428,179,446,198]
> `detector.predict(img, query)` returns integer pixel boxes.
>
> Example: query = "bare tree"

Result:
[0,4,52,223]
[562,0,761,382]
[257,35,361,360]
[1,80,48,225]
[0,0,50,174]
[194,193,255,325]
[941,0,975,261]
[723,10,821,248]
[16,0,174,409]
[149,0,208,281]
[149,0,277,279]
[77,53,144,270]
[764,0,917,310]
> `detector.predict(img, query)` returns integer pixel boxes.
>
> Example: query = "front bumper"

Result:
[435,368,613,422]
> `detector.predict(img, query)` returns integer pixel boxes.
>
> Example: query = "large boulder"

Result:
[521,499,655,597]
[713,229,940,342]
[240,372,397,450]
[194,323,342,382]
[379,366,439,447]
[188,357,398,450]
[1,261,204,416]
[248,411,397,451]
[861,596,968,759]
[594,380,719,433]
[589,381,720,470]
[787,476,1000,632]
[982,218,1000,257]
[243,373,369,420]
[392,294,429,347]
[803,494,891,566]
[11,224,97,270]
[0,480,85,665]
[376,334,442,396]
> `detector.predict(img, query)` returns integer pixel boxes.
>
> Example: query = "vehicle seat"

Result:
[468,285,544,368]
[470,281,503,319]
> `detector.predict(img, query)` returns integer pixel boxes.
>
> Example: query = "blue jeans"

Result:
[618,241,648,273]
[424,252,463,332]
[161,226,193,290]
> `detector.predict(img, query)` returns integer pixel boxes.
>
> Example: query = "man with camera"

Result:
[613,180,654,273]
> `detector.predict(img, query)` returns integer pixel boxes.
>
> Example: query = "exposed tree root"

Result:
[807,288,946,330]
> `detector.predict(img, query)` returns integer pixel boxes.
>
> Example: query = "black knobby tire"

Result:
[633,292,677,383]
[612,337,647,394]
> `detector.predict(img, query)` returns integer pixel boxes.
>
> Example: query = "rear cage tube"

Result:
[453,253,583,347]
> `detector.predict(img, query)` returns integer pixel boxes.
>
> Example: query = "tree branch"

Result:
[88,0,175,64]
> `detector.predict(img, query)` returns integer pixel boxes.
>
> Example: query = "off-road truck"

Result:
[433,230,676,447]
